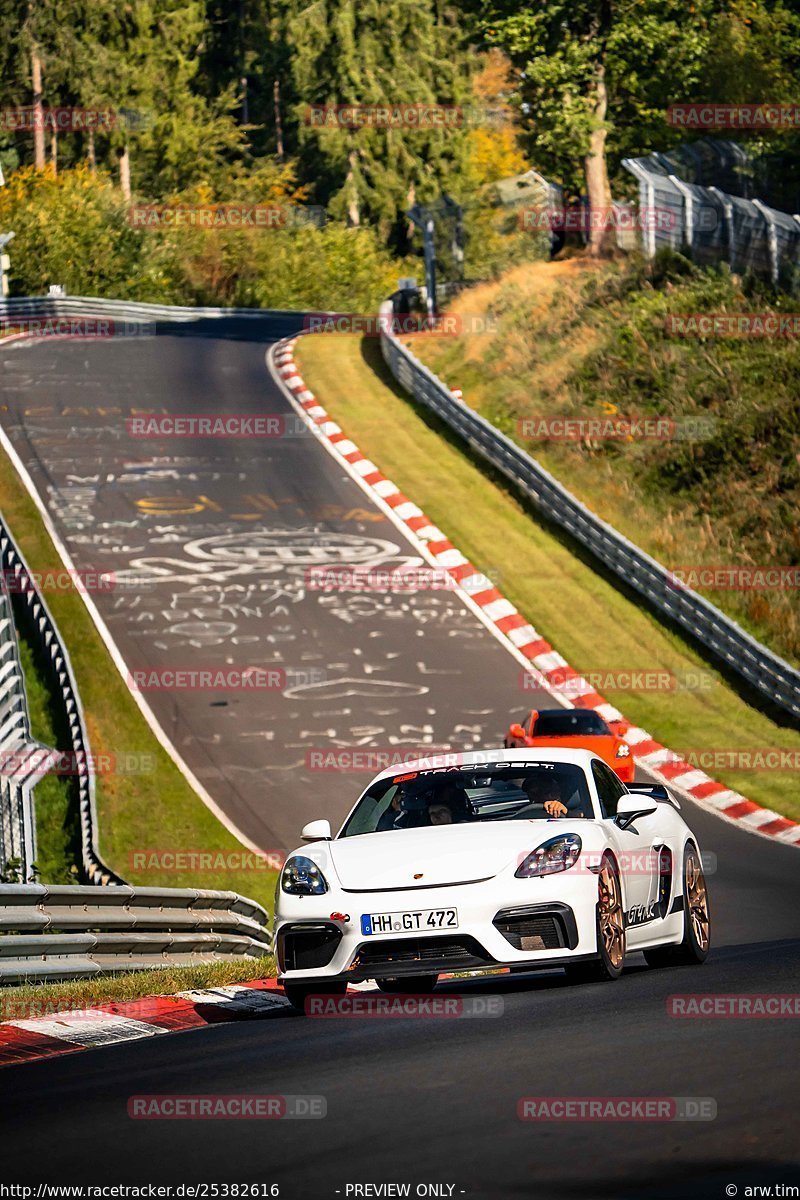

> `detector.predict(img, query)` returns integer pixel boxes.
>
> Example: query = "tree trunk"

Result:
[87,128,96,172]
[584,66,614,258]
[31,48,45,170]
[406,183,416,247]
[119,142,131,199]
[346,147,360,227]
[273,79,283,160]
[50,127,57,174]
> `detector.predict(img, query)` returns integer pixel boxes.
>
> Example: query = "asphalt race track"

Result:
[0,323,554,852]
[0,806,798,1197]
[0,324,798,1197]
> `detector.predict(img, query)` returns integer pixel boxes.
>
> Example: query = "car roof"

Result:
[372,746,601,783]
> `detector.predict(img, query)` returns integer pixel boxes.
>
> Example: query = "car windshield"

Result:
[339,763,594,837]
[532,710,609,737]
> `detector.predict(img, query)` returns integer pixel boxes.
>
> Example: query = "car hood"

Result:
[323,821,583,890]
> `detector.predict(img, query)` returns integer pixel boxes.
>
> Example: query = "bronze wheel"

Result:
[685,847,710,954]
[565,854,625,983]
[598,858,625,971]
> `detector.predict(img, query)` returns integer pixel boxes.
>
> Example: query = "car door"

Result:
[592,760,658,934]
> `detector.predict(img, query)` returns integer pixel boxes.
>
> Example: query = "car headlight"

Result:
[281,855,329,895]
[516,834,582,878]
[616,742,631,758]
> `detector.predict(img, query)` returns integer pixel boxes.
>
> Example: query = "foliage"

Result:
[413,254,800,663]
[0,164,406,309]
[0,164,141,296]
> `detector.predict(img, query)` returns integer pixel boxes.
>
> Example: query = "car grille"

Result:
[493,904,578,952]
[347,935,493,980]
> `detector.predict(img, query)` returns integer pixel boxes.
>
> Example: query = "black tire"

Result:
[375,975,439,994]
[283,979,347,1013]
[644,843,710,968]
[565,853,625,983]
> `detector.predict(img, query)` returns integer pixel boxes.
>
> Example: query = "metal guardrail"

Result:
[378,304,800,721]
[0,513,123,886]
[0,566,57,880]
[0,294,306,336]
[0,884,271,981]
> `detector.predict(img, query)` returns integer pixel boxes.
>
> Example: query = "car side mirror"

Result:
[509,723,526,740]
[301,819,332,842]
[615,795,657,832]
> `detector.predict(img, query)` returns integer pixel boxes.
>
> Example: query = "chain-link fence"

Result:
[623,141,800,286]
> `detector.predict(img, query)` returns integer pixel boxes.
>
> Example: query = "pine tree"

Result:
[282,0,472,245]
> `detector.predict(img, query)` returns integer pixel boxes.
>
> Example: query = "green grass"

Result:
[410,253,800,666]
[295,332,800,824]
[0,445,278,913]
[0,955,276,1020]
[15,630,80,884]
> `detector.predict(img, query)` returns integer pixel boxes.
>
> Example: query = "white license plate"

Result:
[361,908,458,936]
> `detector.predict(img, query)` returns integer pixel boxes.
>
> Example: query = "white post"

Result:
[753,200,779,286]
[709,187,735,273]
[669,176,694,255]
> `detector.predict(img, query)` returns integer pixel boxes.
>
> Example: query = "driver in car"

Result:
[522,773,570,818]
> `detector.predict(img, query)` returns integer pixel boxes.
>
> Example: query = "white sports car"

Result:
[274,749,711,1011]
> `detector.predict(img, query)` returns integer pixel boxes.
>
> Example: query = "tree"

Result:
[74,0,247,199]
[282,0,472,247]
[470,0,715,255]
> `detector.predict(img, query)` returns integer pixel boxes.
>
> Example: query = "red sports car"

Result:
[504,707,635,783]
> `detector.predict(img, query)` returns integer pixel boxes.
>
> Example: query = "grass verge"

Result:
[15,628,80,883]
[406,254,800,666]
[294,332,800,824]
[0,955,276,1020]
[0,442,278,912]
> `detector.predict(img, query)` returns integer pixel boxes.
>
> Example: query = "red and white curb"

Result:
[0,980,296,1068]
[270,338,799,849]
[0,978,420,1069]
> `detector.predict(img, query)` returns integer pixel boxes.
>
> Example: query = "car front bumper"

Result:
[274,873,602,985]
